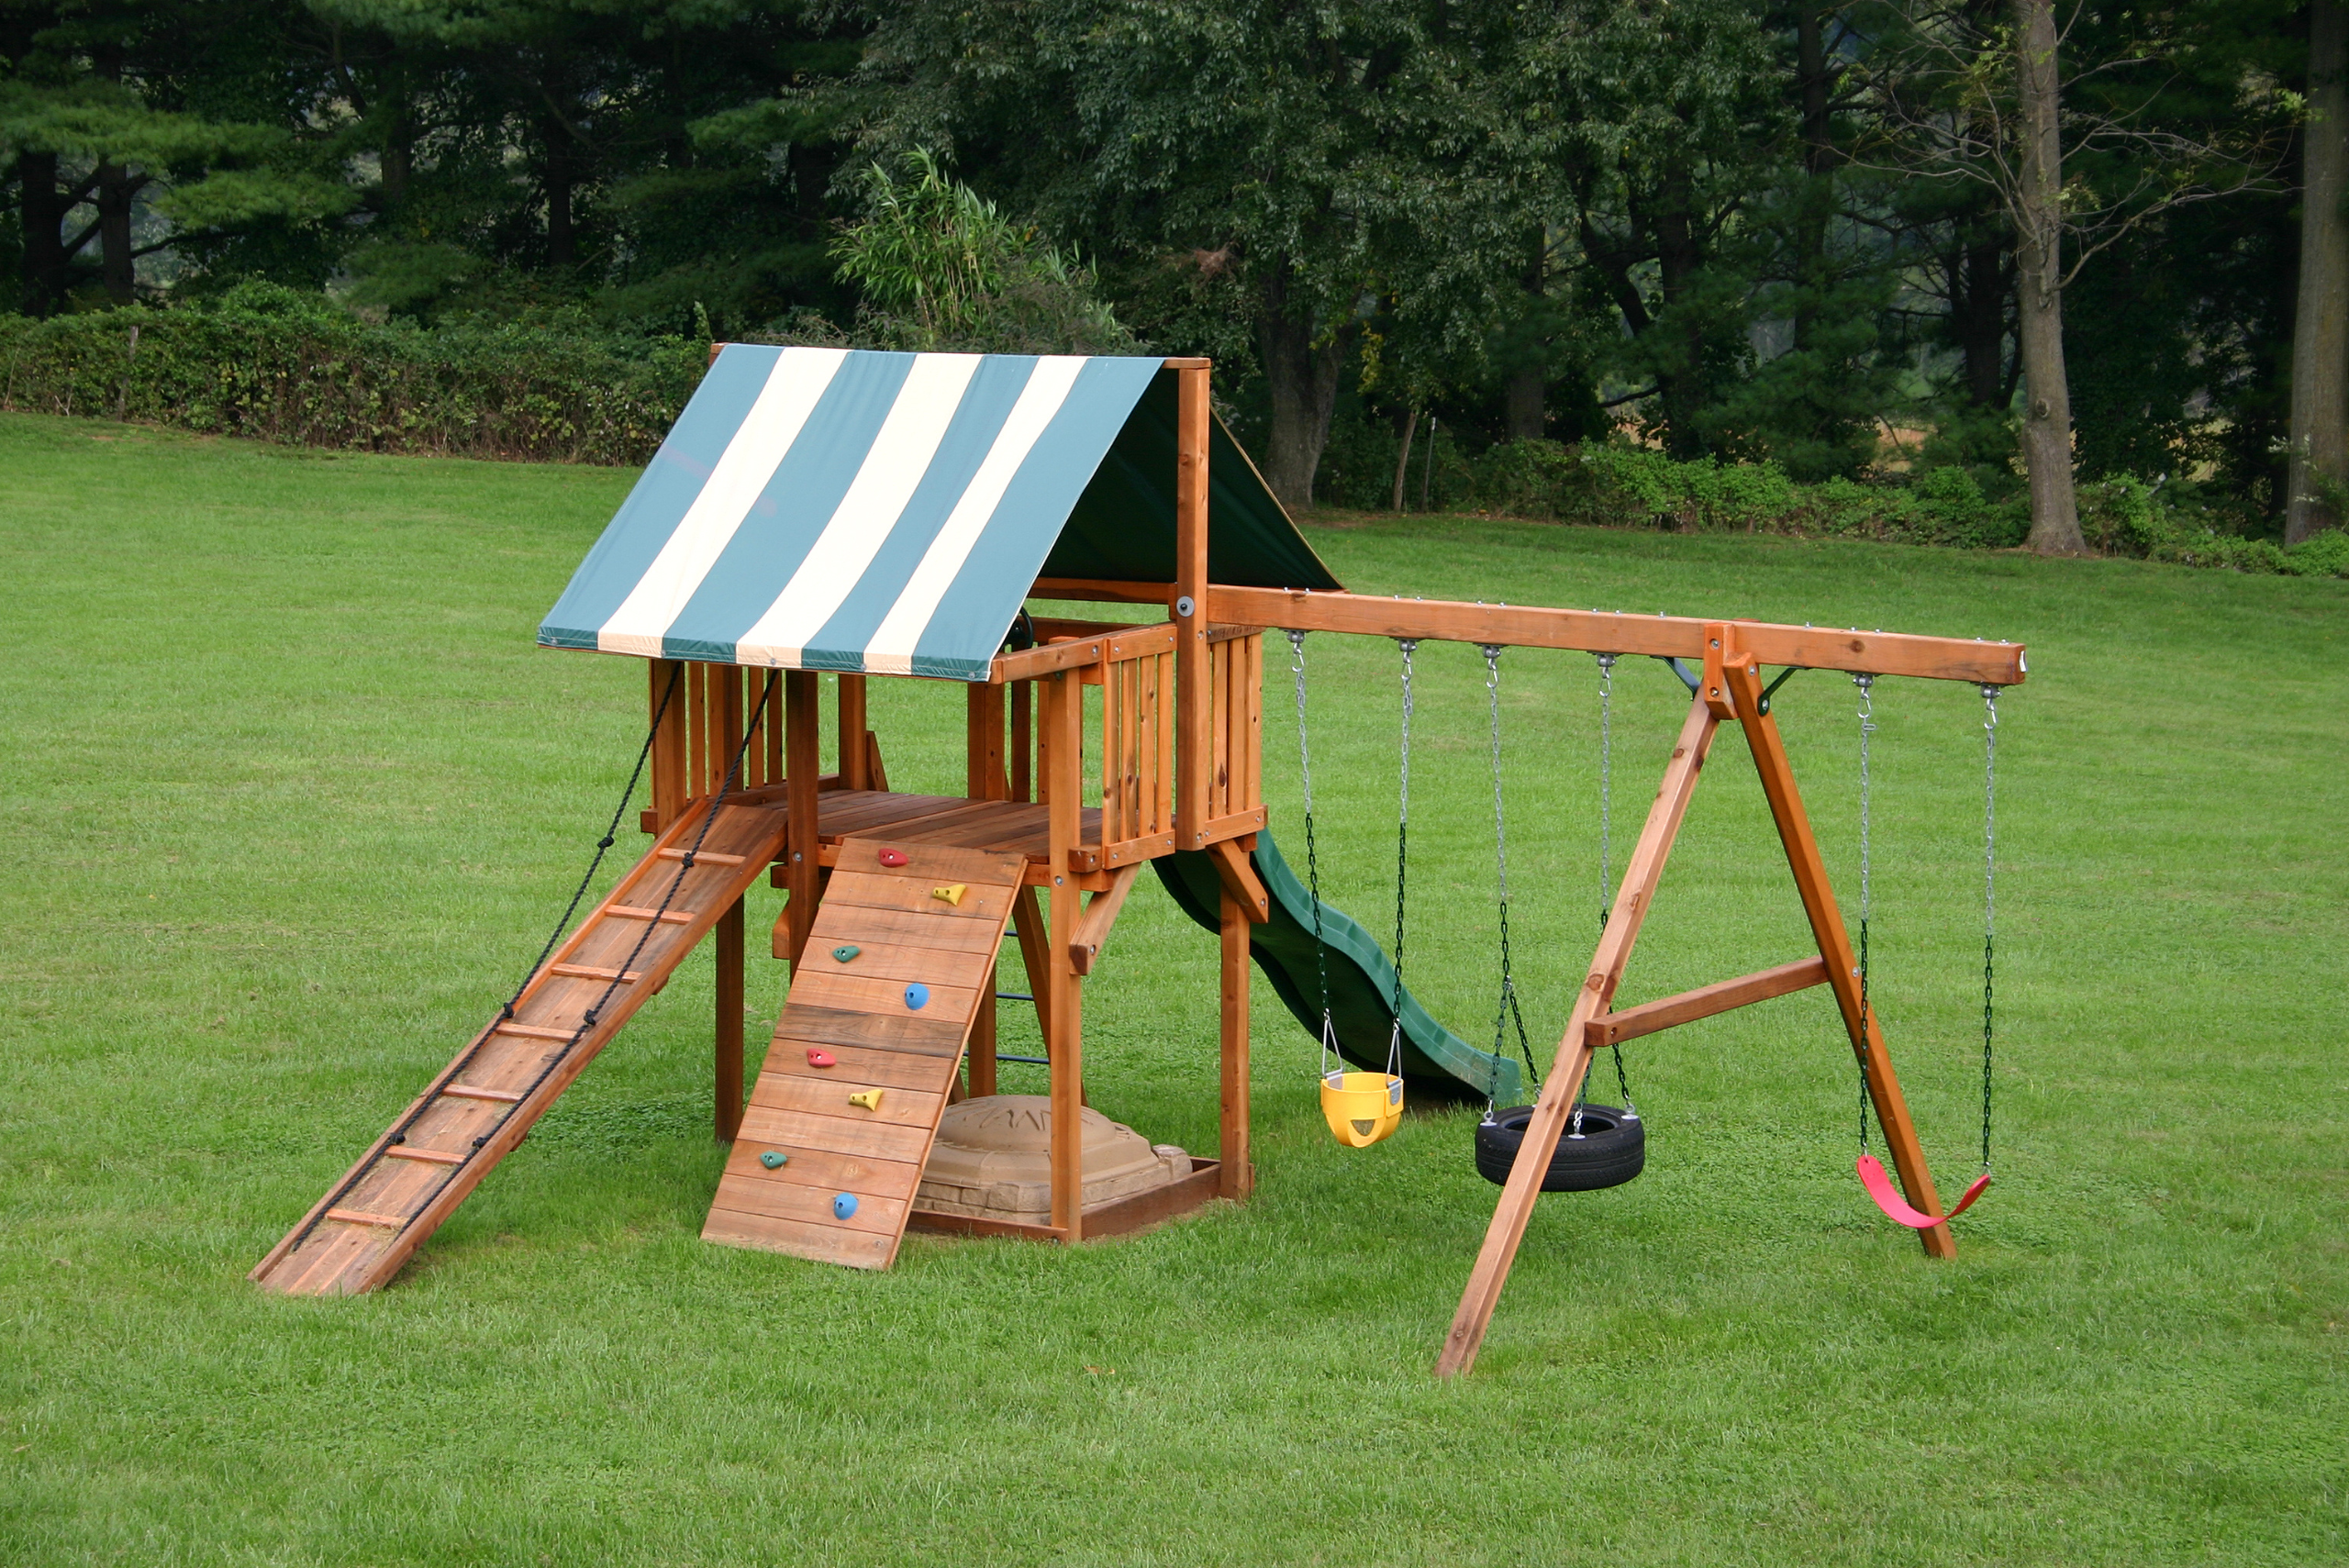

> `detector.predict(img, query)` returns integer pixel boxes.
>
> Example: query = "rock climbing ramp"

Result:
[704,842,1026,1270]
[250,799,792,1297]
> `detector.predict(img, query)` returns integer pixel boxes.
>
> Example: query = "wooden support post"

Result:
[969,987,998,1098]
[783,669,821,972]
[1722,655,1954,1259]
[839,673,869,790]
[648,659,687,832]
[715,897,744,1140]
[1219,888,1252,1199]
[1010,681,1031,802]
[1173,363,1211,848]
[967,681,1008,800]
[1012,884,1053,1044]
[1437,695,1721,1380]
[965,680,1008,1096]
[1044,669,1085,1240]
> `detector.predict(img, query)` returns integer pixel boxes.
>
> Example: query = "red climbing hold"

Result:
[807,1048,836,1069]
[1855,1152,1990,1229]
[877,847,907,868]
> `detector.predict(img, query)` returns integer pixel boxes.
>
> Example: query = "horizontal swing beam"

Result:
[1029,582,2025,687]
[1584,956,1831,1050]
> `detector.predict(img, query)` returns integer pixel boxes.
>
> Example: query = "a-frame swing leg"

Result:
[1720,655,1954,1259]
[1436,661,1958,1378]
[1436,694,1722,1379]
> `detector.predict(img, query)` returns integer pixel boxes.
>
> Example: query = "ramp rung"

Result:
[383,1145,465,1166]
[550,962,643,982]
[252,795,796,1298]
[658,847,748,865]
[494,1021,578,1041]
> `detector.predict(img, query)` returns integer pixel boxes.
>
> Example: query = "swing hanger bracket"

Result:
[1699,623,1740,719]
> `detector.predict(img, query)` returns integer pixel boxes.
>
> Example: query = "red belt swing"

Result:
[1846,676,2002,1231]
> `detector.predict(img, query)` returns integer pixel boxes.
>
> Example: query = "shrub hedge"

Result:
[0,284,703,465]
[1454,439,2347,580]
[6,295,2344,582]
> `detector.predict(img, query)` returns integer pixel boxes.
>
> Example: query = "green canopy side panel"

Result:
[1152,831,1520,1104]
[1044,372,1342,592]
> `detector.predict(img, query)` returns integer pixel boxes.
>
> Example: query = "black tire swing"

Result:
[1473,646,1645,1192]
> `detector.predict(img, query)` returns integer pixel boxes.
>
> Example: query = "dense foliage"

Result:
[0,280,701,461]
[0,1,2337,548]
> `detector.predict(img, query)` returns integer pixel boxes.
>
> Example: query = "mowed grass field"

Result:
[2,409,2343,1566]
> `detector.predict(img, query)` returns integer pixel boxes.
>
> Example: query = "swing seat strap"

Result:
[1855,1153,1990,1229]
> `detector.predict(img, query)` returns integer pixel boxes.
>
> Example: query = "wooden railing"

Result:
[1199,627,1265,844]
[1097,630,1176,866]
[643,659,784,829]
[992,617,1264,873]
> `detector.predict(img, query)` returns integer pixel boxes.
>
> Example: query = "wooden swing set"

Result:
[250,350,2024,1369]
[1209,587,2026,1376]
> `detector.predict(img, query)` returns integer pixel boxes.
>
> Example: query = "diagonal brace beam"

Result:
[1436,693,1720,1379]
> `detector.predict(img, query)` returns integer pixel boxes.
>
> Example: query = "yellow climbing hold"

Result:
[848,1089,885,1111]
[931,883,967,906]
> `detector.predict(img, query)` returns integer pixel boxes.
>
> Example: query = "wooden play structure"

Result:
[250,347,2024,1378]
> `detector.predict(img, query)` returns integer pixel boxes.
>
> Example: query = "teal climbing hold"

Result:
[760,1150,789,1170]
[832,944,861,962]
[904,982,930,1010]
[833,1192,859,1220]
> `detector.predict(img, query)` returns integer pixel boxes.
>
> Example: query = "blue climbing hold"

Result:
[905,982,930,1010]
[833,1192,859,1220]
[760,1150,788,1170]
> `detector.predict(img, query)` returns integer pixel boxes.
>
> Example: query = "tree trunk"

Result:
[1504,229,1546,441]
[380,59,414,214]
[543,113,576,269]
[1649,168,1709,460]
[1790,6,1834,359]
[15,151,69,317]
[1956,227,2012,408]
[96,160,138,306]
[2011,0,2084,554]
[2288,0,2349,544]
[1257,266,1349,510]
[1391,408,1419,510]
[1504,370,1543,442]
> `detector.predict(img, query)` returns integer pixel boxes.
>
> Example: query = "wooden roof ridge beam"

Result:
[1206,586,2026,686]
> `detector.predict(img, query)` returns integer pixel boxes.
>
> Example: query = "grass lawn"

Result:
[2,410,2343,1566]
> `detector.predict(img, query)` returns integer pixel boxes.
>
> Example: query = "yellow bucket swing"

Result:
[1287,630,1415,1149]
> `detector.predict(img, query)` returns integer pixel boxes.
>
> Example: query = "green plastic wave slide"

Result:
[1152,830,1522,1104]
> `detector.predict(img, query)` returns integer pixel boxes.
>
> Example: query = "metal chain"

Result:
[1597,653,1616,930]
[1483,646,1536,1109]
[1387,639,1416,1081]
[1287,629,1340,1080]
[1980,683,1998,1173]
[1854,673,1876,1153]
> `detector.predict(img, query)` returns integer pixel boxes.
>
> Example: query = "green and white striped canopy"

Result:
[539,346,1338,681]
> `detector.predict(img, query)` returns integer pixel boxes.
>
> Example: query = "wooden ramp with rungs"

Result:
[251,798,793,1296]
[705,842,1026,1270]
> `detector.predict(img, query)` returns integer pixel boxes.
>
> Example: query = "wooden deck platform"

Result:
[774,788,1108,884]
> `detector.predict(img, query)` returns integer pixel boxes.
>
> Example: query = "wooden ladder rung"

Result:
[383,1145,465,1166]
[606,905,694,925]
[656,847,748,866]
[495,1021,578,1041]
[440,1083,524,1103]
[326,1207,410,1229]
[549,962,643,983]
